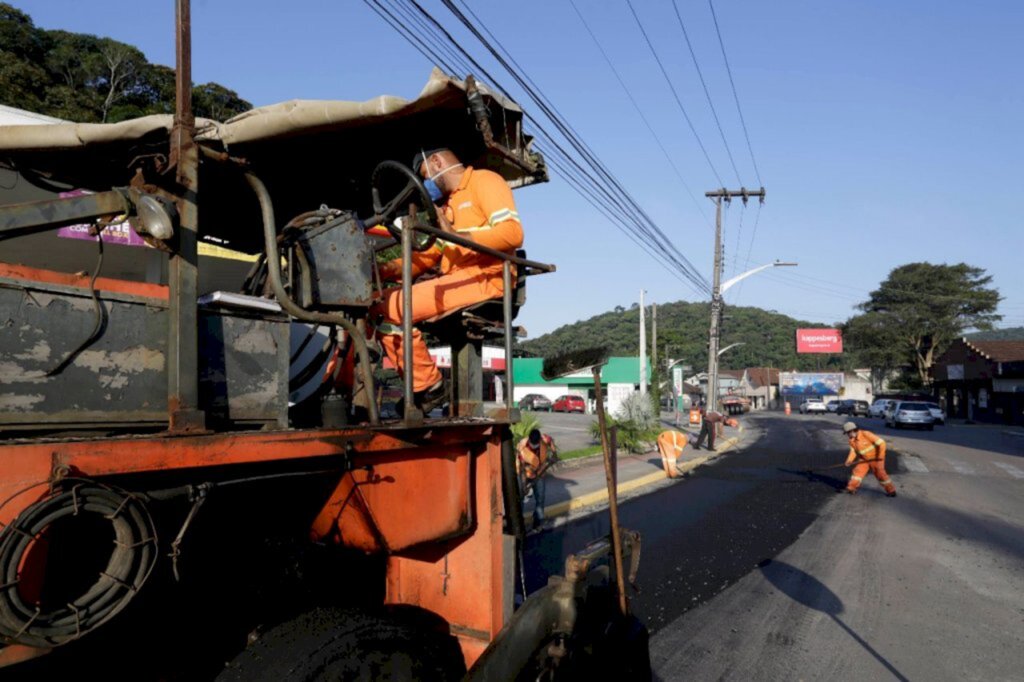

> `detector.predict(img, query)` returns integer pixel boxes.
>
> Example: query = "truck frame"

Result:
[0,3,646,679]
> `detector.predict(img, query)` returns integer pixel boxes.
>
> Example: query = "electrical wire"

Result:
[624,0,724,186]
[566,0,711,227]
[375,0,712,294]
[443,0,710,292]
[670,0,743,185]
[708,0,763,187]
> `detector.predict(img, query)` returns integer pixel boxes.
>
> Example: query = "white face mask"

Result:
[428,161,463,183]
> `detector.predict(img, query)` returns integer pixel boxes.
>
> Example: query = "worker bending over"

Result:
[517,429,557,529]
[694,406,739,451]
[656,430,696,479]
[841,421,896,496]
[373,147,524,414]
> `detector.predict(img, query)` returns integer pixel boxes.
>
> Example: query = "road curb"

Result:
[540,435,742,519]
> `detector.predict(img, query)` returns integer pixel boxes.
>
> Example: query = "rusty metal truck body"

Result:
[0,13,646,675]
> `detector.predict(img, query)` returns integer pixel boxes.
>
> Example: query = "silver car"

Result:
[885,401,935,430]
[925,402,946,425]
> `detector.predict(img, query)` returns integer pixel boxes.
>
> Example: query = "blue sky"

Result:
[17,0,1024,337]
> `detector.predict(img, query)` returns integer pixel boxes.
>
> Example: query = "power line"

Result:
[708,0,763,187]
[364,0,711,295]
[438,0,711,293]
[567,0,712,227]
[670,0,742,185]
[624,0,724,186]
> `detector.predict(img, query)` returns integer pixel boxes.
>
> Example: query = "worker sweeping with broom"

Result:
[841,421,897,496]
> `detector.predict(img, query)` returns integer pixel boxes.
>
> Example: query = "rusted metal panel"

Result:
[0,275,288,430]
[297,212,374,308]
[198,309,288,427]
[0,281,170,427]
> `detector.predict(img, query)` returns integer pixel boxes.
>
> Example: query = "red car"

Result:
[552,394,586,413]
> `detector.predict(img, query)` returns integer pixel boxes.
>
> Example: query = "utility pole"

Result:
[706,187,765,412]
[652,303,658,372]
[639,290,647,396]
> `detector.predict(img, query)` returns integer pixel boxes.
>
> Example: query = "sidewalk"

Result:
[523,429,744,524]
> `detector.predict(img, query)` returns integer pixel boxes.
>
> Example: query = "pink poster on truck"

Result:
[55,190,147,247]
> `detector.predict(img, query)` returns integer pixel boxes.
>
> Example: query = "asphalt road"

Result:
[525,412,1024,681]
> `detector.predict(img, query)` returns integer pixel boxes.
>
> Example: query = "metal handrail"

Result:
[391,216,554,421]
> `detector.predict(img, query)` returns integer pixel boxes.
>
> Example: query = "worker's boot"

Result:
[886,490,897,497]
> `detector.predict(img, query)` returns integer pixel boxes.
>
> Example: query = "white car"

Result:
[924,402,946,425]
[869,399,894,418]
[799,398,827,414]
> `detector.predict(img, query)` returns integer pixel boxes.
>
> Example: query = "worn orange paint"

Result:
[384,436,509,669]
[312,446,473,553]
[0,424,511,671]
[0,263,169,300]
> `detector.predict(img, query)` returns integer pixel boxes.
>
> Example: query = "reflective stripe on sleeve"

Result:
[850,476,863,482]
[488,208,520,226]
[377,322,403,336]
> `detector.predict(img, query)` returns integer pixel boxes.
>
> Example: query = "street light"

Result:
[707,261,797,411]
[718,342,746,357]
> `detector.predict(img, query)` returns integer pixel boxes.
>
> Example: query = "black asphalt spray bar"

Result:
[543,347,630,616]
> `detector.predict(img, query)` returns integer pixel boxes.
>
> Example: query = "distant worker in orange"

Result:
[656,429,695,478]
[841,421,896,496]
[517,429,557,528]
[373,147,524,413]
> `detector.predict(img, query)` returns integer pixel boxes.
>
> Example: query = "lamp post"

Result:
[707,260,797,411]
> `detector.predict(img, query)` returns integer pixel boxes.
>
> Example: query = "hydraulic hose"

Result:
[0,483,157,648]
[198,146,379,425]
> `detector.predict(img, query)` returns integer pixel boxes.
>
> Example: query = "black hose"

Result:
[0,483,157,648]
[501,434,526,544]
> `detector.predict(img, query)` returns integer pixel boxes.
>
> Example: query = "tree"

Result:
[192,82,252,121]
[1,4,252,123]
[855,263,1001,385]
[841,311,907,392]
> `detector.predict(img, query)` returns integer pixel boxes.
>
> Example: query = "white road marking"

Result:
[901,456,930,473]
[993,462,1024,479]
[949,460,975,475]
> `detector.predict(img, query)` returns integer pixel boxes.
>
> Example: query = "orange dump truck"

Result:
[0,14,646,680]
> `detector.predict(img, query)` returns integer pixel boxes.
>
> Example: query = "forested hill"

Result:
[0,3,251,123]
[519,301,846,373]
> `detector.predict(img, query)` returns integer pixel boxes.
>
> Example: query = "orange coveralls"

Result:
[845,429,896,494]
[374,166,523,392]
[657,430,689,479]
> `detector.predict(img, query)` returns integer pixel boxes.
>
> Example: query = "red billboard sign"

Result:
[796,328,843,354]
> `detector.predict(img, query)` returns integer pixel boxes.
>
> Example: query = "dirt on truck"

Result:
[0,6,648,681]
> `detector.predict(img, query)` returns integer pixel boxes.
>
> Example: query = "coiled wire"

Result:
[0,481,157,648]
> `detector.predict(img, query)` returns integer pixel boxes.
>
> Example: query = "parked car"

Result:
[869,399,894,418]
[924,402,946,425]
[836,399,870,417]
[884,401,935,430]
[825,399,841,413]
[518,393,552,411]
[799,398,827,414]
[552,394,586,413]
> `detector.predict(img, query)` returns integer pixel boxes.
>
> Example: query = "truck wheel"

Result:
[217,606,466,682]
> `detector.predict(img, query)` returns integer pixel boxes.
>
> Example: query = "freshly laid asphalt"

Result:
[523,411,1024,681]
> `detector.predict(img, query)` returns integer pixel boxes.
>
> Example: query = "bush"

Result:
[586,393,659,454]
[512,411,541,444]
[615,392,656,430]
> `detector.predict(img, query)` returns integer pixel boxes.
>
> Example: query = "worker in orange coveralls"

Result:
[517,429,557,528]
[841,421,897,496]
[372,148,524,413]
[656,430,694,478]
